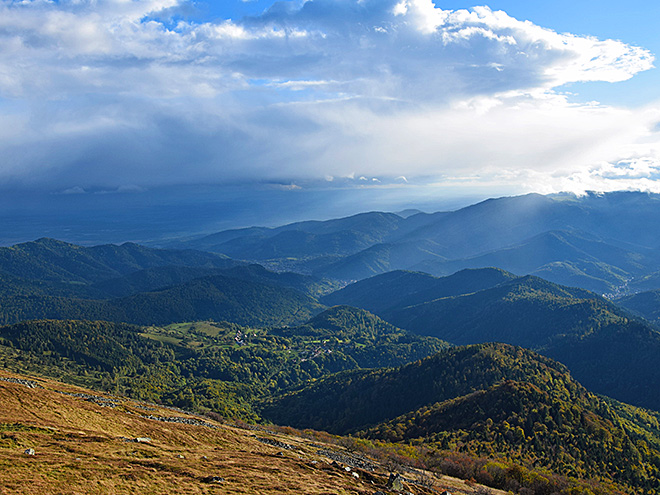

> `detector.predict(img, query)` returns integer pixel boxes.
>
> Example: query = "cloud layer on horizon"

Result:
[0,0,659,196]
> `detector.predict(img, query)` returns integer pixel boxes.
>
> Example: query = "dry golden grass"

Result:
[0,370,502,495]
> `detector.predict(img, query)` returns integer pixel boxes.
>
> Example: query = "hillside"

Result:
[0,310,448,419]
[332,273,660,411]
[0,370,452,495]
[273,305,451,368]
[0,238,236,285]
[0,360,642,495]
[0,274,325,327]
[263,343,660,493]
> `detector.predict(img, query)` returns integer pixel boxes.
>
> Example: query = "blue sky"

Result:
[208,0,660,107]
[0,0,659,241]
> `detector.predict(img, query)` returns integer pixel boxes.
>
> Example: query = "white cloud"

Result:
[0,0,657,195]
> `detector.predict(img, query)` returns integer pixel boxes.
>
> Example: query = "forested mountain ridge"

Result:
[0,309,449,419]
[263,343,660,492]
[322,270,660,411]
[615,289,660,324]
[0,238,339,327]
[262,343,578,433]
[0,274,325,327]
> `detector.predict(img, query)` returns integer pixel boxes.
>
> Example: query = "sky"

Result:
[1,0,660,243]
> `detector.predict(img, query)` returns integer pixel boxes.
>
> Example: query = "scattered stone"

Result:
[228,422,277,435]
[24,448,35,456]
[352,472,360,479]
[344,466,352,472]
[55,391,120,408]
[143,415,218,429]
[316,448,377,471]
[135,437,151,443]
[175,454,185,459]
[439,491,452,495]
[255,437,294,450]
[0,377,43,389]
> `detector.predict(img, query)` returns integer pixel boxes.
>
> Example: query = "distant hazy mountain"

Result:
[313,240,447,281]
[0,237,236,285]
[321,267,516,313]
[410,230,660,293]
[172,211,409,259]
[615,290,660,324]
[170,192,660,293]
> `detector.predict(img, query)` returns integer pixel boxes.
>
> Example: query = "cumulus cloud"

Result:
[0,0,657,195]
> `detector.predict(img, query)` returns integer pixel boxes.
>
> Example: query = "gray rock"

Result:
[0,377,43,389]
[387,473,404,491]
[202,476,225,484]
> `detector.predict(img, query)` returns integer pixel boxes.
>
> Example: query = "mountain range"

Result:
[323,267,660,411]
[168,191,660,294]
[4,191,660,493]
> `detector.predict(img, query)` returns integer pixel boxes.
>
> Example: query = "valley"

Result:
[3,191,660,494]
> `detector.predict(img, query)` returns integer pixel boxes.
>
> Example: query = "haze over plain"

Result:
[1,0,659,242]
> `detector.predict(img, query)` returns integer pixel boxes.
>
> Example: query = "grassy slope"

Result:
[0,370,492,495]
